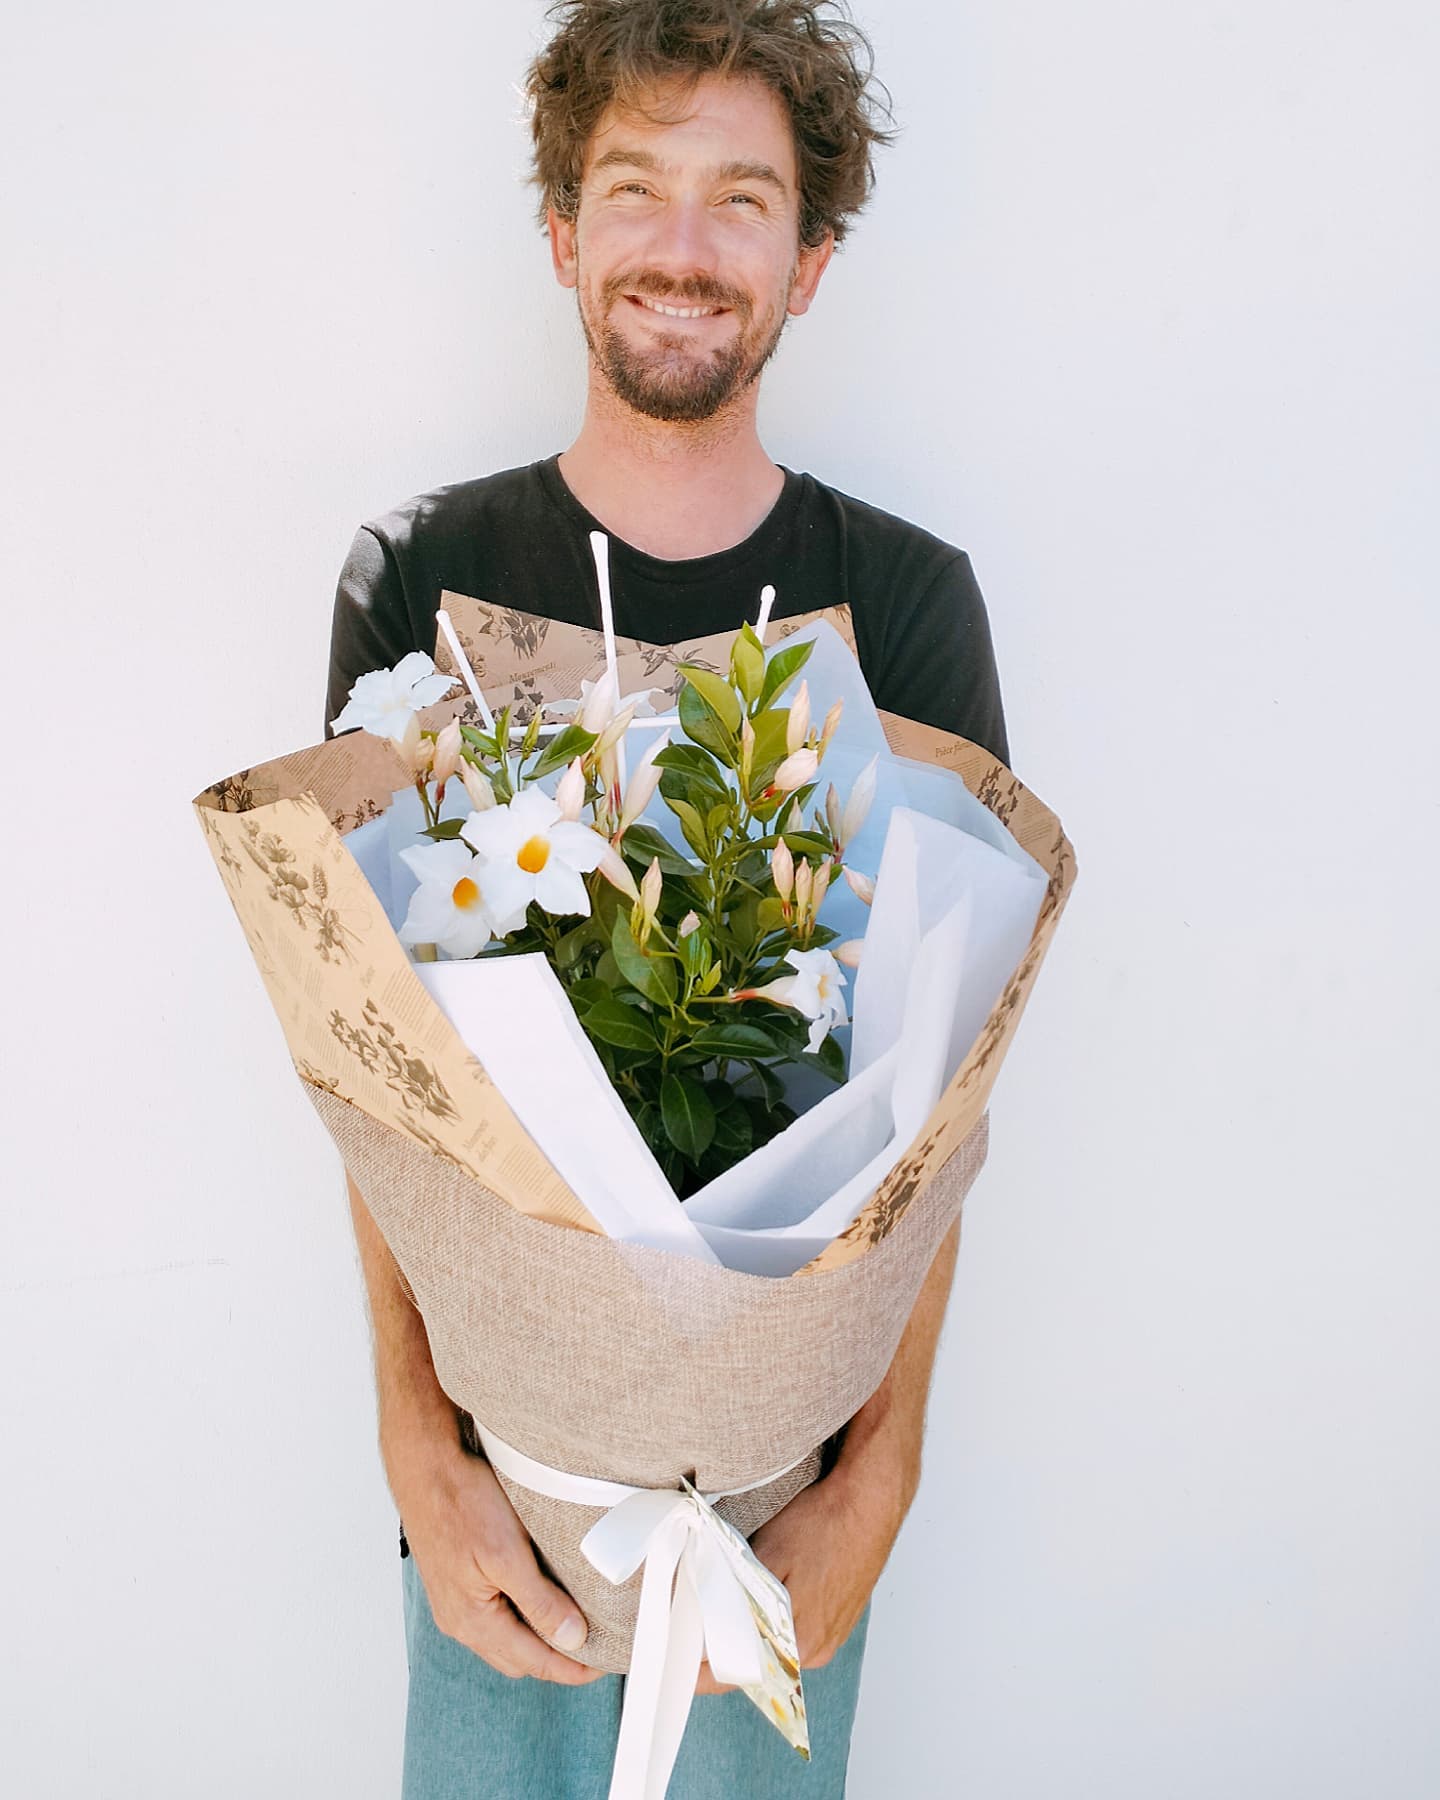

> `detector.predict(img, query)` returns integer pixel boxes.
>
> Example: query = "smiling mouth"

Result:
[627,294,727,321]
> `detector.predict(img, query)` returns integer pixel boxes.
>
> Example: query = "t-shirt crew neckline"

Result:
[535,455,807,588]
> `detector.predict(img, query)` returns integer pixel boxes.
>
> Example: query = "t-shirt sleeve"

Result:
[324,526,420,737]
[873,551,1011,766]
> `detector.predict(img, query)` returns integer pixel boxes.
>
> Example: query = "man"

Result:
[327,3,1008,1793]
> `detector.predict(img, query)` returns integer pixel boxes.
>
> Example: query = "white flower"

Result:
[331,652,457,741]
[549,676,665,727]
[748,947,849,1053]
[397,840,499,959]
[461,787,606,924]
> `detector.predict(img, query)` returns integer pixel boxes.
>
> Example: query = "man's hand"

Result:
[693,1218,962,1696]
[693,1463,906,1694]
[346,1171,602,1687]
[388,1425,607,1686]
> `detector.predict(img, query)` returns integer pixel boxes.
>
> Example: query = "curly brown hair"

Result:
[525,0,894,250]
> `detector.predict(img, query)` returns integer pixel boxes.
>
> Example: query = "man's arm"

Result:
[346,1174,603,1684]
[699,1217,962,1688]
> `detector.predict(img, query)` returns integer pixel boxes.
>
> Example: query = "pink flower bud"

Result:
[458,759,496,811]
[593,703,638,760]
[617,731,671,835]
[834,938,864,969]
[771,838,794,903]
[794,858,813,921]
[819,700,844,752]
[555,756,586,822]
[785,680,811,755]
[825,782,842,848]
[840,756,878,850]
[771,747,819,794]
[811,856,832,914]
[579,669,620,734]
[432,718,463,796]
[678,910,701,938]
[843,867,875,906]
[400,713,433,779]
[640,856,663,921]
[594,838,639,901]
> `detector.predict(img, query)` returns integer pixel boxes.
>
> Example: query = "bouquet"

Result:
[195,546,1076,1796]
[332,609,864,1200]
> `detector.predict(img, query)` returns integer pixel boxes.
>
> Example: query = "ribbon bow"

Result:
[472,1423,802,1800]
[583,1485,768,1800]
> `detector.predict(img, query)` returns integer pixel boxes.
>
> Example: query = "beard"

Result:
[579,266,792,424]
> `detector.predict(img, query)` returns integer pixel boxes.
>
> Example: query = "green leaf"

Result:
[743,1061,786,1109]
[610,913,677,1004]
[690,1022,785,1059]
[652,744,731,798]
[712,1101,753,1160]
[748,707,791,790]
[678,683,735,762]
[758,639,814,710]
[583,997,661,1052]
[801,1031,848,1083]
[422,818,468,841]
[661,1074,716,1163]
[527,723,597,781]
[678,663,742,734]
[619,823,693,877]
[754,896,787,937]
[562,977,610,1013]
[730,631,765,708]
[664,795,711,861]
[781,830,834,860]
[553,921,594,970]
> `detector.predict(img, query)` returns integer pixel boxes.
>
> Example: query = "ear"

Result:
[786,229,836,317]
[548,206,579,289]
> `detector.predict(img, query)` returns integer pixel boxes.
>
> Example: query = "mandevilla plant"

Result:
[334,627,875,1198]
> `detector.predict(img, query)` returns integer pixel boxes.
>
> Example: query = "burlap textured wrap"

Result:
[310,1083,988,1670]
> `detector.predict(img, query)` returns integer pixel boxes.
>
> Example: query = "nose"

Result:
[640,194,722,285]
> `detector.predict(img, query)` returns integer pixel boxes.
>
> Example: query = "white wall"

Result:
[4,2,1435,1795]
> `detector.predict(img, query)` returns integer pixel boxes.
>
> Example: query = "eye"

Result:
[724,192,762,207]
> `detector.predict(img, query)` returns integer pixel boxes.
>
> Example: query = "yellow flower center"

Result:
[516,835,551,874]
[451,876,482,910]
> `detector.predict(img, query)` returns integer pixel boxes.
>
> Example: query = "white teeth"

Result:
[636,297,720,319]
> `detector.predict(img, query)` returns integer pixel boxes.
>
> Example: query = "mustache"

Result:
[603,269,751,316]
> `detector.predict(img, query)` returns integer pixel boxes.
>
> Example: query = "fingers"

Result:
[479,1601,609,1685]
[485,1528,591,1659]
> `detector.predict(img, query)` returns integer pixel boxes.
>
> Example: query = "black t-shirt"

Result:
[325,456,1009,763]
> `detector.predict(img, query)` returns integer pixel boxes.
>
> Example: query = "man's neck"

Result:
[558,376,785,562]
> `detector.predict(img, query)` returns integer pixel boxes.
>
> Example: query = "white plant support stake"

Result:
[754,585,777,644]
[589,531,628,795]
[435,609,496,734]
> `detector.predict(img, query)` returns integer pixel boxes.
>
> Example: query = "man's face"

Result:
[550,75,833,424]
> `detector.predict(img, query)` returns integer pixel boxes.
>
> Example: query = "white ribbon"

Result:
[474,1423,803,1800]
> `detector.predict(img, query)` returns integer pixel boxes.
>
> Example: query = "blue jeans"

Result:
[400,1553,870,1798]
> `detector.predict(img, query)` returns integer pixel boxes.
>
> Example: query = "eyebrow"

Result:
[590,148,790,195]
